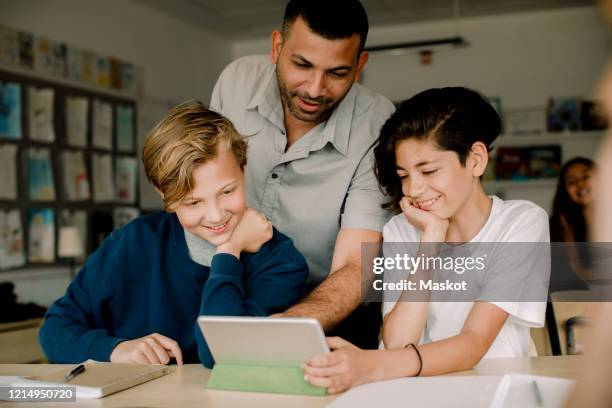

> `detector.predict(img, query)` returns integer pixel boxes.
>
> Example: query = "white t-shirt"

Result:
[382,196,550,358]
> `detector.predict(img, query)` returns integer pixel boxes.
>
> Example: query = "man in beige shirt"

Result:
[211,0,394,348]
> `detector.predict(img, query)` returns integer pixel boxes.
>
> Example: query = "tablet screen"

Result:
[198,316,330,367]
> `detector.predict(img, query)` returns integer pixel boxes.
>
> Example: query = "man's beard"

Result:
[275,68,342,124]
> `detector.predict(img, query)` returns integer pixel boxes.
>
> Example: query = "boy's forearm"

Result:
[376,332,487,381]
[413,332,488,376]
[367,348,421,382]
[382,301,429,349]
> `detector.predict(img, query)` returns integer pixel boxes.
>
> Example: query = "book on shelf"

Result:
[547,97,581,132]
[494,145,561,181]
[494,147,530,181]
[581,100,608,131]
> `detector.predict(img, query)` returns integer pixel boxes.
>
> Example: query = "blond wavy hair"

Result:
[142,100,247,211]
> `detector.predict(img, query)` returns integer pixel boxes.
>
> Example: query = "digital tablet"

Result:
[197,316,330,367]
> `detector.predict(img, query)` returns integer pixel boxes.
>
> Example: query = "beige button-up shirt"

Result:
[211,55,394,284]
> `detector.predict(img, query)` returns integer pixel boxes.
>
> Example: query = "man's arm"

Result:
[281,228,381,331]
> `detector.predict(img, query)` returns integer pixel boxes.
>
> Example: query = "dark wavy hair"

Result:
[374,87,501,213]
[550,157,595,242]
[283,0,369,54]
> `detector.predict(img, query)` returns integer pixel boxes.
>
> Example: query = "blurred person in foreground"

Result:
[565,1,612,406]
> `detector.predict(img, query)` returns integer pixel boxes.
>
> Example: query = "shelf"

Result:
[483,179,557,190]
[491,131,605,148]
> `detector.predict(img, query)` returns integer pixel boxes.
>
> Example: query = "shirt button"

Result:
[280,130,285,135]
[271,173,278,179]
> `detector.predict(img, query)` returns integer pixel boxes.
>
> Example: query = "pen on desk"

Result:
[64,364,86,382]
[532,380,544,407]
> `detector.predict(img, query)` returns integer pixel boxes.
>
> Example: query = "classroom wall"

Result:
[3,4,609,306]
[232,6,609,106]
[231,5,609,214]
[0,0,230,105]
[0,0,233,305]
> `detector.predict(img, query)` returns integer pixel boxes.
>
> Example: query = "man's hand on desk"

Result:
[110,333,184,365]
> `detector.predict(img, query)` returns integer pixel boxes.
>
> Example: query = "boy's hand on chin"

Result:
[400,197,448,241]
[217,208,272,257]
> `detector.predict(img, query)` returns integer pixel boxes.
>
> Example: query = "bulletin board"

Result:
[0,68,139,271]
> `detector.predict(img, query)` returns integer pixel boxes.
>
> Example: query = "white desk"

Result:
[0,356,578,408]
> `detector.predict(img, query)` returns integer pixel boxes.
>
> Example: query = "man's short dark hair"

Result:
[282,0,369,54]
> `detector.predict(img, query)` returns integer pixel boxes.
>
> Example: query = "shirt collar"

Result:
[247,66,275,111]
[317,85,356,156]
[247,65,357,157]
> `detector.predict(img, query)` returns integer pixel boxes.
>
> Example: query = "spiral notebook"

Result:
[5,360,169,399]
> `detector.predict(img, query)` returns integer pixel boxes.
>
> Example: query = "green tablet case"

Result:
[206,363,326,396]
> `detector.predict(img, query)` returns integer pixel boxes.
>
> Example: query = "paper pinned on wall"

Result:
[62,150,90,201]
[60,209,87,262]
[92,99,112,150]
[116,104,134,152]
[28,86,55,143]
[92,153,115,202]
[27,208,55,263]
[66,96,89,147]
[115,156,137,204]
[0,209,25,270]
[0,82,22,140]
[27,147,56,201]
[0,143,18,200]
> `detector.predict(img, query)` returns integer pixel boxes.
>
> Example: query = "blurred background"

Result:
[0,0,608,362]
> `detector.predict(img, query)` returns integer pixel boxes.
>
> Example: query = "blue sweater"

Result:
[39,211,309,367]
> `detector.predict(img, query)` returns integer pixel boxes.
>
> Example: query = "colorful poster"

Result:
[60,209,87,262]
[28,208,54,263]
[0,82,22,140]
[62,150,90,201]
[0,143,18,200]
[92,153,114,202]
[0,209,25,269]
[28,86,55,142]
[92,99,112,150]
[0,25,19,66]
[115,156,137,203]
[66,96,89,147]
[27,147,56,201]
[116,104,134,152]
